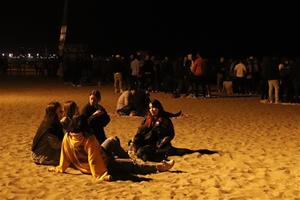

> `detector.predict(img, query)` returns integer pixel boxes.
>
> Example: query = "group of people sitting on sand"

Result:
[31,89,183,182]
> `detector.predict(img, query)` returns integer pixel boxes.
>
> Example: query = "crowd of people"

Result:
[2,50,300,104]
[57,50,300,104]
[32,89,181,182]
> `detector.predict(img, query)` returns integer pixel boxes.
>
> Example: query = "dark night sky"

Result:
[0,1,299,56]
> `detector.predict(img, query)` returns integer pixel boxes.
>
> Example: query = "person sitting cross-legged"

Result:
[128,99,177,162]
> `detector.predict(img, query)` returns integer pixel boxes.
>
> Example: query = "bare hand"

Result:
[48,167,57,172]
[157,137,168,148]
[93,110,103,116]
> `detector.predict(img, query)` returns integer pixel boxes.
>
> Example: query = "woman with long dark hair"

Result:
[129,99,176,162]
[32,101,64,165]
[60,100,79,132]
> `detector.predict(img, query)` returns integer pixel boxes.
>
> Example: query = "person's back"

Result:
[49,115,110,182]
[116,89,136,116]
[60,100,80,132]
[234,61,247,78]
[264,57,279,80]
[116,90,130,111]
[191,54,203,77]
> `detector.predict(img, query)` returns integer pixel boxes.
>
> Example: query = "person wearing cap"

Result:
[48,115,175,182]
[81,89,110,144]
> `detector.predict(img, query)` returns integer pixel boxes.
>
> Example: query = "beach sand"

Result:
[0,76,299,200]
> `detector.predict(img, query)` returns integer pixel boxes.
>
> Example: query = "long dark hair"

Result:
[90,89,101,100]
[32,101,63,151]
[43,101,61,123]
[150,99,164,114]
[63,100,78,119]
[145,99,165,127]
[69,115,91,136]
[144,99,181,127]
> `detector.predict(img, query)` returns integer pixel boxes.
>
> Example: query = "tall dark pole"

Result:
[58,0,68,56]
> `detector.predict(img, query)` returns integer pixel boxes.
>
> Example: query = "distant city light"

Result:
[2,50,59,59]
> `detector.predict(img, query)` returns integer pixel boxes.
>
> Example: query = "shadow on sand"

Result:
[110,173,153,182]
[168,147,218,157]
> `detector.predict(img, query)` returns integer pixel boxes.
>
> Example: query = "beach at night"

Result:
[0,77,299,199]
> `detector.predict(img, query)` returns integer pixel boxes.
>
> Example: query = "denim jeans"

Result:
[101,136,157,174]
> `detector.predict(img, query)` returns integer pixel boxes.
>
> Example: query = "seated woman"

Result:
[49,115,175,182]
[128,99,176,162]
[32,101,65,166]
[81,89,110,144]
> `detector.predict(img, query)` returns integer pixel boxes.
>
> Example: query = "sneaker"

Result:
[156,160,175,172]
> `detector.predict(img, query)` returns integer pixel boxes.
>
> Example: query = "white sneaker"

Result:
[156,160,175,172]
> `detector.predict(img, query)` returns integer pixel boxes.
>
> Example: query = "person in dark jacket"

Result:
[32,101,65,165]
[81,90,110,144]
[129,99,176,162]
[291,57,300,103]
[264,57,280,103]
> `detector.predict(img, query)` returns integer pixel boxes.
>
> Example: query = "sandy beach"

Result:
[0,76,299,200]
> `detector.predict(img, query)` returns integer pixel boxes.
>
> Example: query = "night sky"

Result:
[1,1,299,56]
